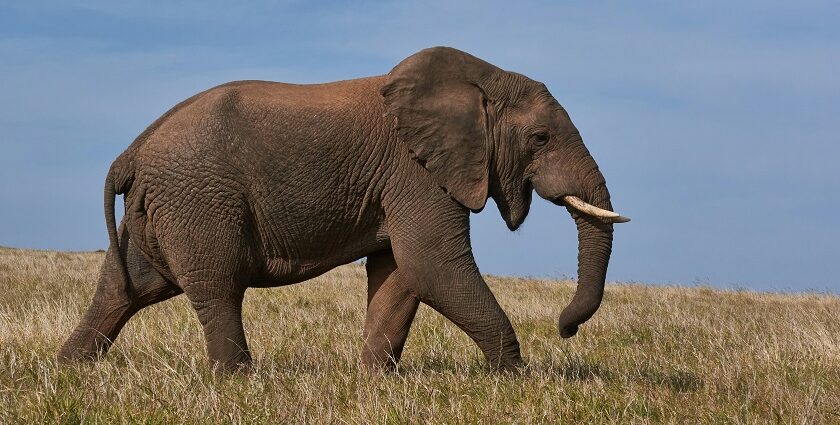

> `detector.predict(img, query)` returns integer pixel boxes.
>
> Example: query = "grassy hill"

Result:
[0,247,837,423]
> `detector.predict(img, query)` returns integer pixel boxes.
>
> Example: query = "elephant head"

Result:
[382,47,629,338]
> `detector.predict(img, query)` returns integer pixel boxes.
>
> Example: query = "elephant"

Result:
[58,46,629,372]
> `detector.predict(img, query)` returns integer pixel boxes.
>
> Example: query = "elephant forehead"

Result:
[507,101,567,129]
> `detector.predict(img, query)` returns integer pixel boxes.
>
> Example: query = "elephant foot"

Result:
[57,341,107,363]
[209,351,253,374]
[360,349,400,373]
[488,357,526,374]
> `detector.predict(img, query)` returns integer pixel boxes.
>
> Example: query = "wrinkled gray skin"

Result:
[59,47,618,372]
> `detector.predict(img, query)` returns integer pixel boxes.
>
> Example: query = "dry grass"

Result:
[0,246,838,423]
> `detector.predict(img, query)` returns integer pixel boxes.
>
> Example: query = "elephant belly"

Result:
[246,170,390,286]
[251,258,352,288]
[250,219,390,288]
[253,246,389,287]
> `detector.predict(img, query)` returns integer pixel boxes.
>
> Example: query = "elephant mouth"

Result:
[552,195,631,224]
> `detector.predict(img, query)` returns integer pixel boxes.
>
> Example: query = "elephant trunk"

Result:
[557,183,614,338]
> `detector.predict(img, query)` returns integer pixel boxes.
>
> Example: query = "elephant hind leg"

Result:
[156,200,255,372]
[58,233,181,362]
[361,250,420,371]
[182,276,251,372]
[58,291,136,362]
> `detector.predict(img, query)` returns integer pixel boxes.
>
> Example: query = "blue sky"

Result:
[1,1,838,291]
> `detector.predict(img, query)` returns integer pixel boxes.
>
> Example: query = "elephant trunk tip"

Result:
[559,323,579,338]
[556,267,606,340]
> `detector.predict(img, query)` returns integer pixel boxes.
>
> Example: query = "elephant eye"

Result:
[532,132,550,147]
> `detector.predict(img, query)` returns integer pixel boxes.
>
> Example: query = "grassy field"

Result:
[0,247,837,423]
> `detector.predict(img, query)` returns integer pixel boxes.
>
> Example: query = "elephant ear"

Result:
[381,47,500,211]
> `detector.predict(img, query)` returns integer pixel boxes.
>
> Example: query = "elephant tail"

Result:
[104,153,135,300]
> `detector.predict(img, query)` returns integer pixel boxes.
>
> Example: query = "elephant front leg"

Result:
[416,267,524,372]
[361,250,420,370]
[389,228,524,371]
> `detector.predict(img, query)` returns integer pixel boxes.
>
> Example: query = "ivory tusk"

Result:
[563,195,631,223]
